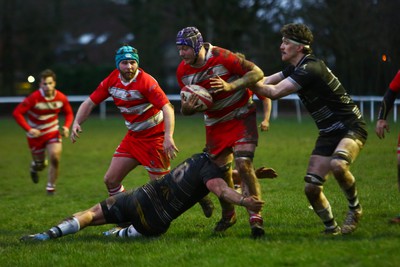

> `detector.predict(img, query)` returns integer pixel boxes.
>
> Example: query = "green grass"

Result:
[1,114,400,267]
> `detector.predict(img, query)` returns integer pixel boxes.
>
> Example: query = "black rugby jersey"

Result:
[283,54,365,133]
[131,153,222,235]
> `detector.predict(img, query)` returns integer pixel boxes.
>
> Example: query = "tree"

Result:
[292,0,400,94]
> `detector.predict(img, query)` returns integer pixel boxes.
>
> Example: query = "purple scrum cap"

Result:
[176,26,204,56]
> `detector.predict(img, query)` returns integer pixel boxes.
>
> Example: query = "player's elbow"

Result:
[267,93,281,100]
[12,109,21,119]
[252,66,264,82]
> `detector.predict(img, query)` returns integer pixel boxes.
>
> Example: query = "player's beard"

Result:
[120,70,136,82]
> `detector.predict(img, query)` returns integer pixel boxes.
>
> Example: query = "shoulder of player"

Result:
[210,45,234,58]
[298,55,326,75]
[26,90,43,102]
[137,68,159,82]
[54,89,68,98]
[136,70,164,92]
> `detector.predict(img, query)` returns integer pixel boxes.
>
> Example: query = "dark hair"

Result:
[40,69,56,81]
[281,23,313,54]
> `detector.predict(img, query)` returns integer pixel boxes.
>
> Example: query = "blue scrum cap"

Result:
[176,27,204,56]
[115,45,139,69]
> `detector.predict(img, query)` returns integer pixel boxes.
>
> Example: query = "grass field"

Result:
[1,114,400,267]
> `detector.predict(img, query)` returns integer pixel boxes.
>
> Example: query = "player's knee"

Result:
[331,150,351,175]
[104,176,116,188]
[33,160,47,171]
[304,183,322,201]
[49,156,60,167]
[234,151,254,172]
[304,173,324,197]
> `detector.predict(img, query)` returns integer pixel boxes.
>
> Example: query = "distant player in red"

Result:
[13,69,74,194]
[176,27,265,238]
[70,45,178,197]
[375,70,400,224]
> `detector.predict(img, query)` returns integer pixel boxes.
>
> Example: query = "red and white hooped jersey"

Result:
[176,44,256,127]
[90,68,170,138]
[13,89,74,137]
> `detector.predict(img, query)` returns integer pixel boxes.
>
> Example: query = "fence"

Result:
[1,95,398,122]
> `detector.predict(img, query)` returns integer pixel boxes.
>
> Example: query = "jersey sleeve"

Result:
[89,80,111,105]
[12,95,34,131]
[60,93,74,128]
[200,158,223,184]
[287,64,314,89]
[140,73,170,110]
[216,47,254,76]
[377,70,400,120]
[89,71,118,105]
[282,65,296,78]
[389,70,400,92]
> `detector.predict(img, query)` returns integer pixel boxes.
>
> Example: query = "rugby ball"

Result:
[180,84,213,111]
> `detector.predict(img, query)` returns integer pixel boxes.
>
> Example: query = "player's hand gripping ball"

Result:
[180,84,213,111]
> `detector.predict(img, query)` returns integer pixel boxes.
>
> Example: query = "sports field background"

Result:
[1,114,399,266]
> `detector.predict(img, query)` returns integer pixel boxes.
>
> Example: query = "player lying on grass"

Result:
[20,153,264,242]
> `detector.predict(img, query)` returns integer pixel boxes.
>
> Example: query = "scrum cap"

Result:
[176,27,204,56]
[115,45,139,69]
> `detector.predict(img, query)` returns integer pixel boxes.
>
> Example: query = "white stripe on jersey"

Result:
[125,110,163,132]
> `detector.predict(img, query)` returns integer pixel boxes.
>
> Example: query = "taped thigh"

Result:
[332,150,352,164]
[234,150,254,160]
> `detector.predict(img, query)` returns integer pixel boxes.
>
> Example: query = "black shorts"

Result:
[312,122,368,156]
[100,188,170,236]
[100,189,138,225]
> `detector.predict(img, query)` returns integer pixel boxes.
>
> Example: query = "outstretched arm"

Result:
[252,77,298,100]
[206,178,264,213]
[209,65,264,93]
[70,98,97,143]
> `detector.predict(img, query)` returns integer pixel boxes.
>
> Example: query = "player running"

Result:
[70,45,178,197]
[13,69,74,194]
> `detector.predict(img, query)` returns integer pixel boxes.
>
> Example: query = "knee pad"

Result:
[304,173,326,186]
[234,150,254,160]
[234,152,253,173]
[332,150,352,164]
